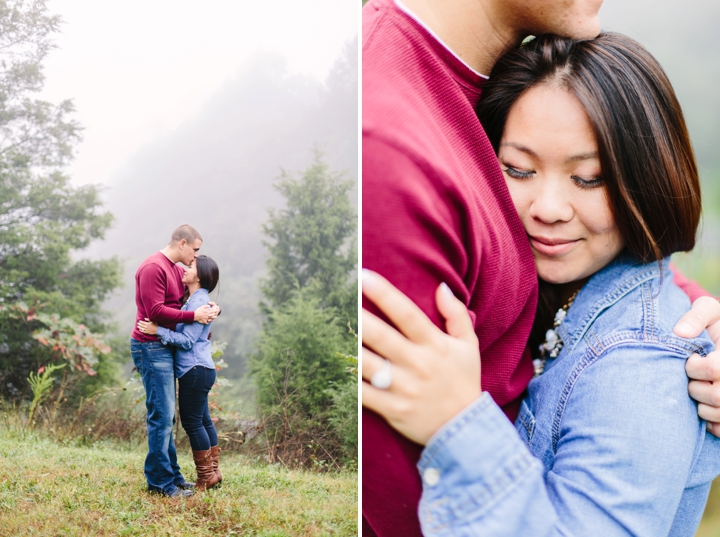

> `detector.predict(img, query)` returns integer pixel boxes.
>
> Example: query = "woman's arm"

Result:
[416,345,701,536]
[362,270,706,536]
[156,321,206,350]
[153,294,209,350]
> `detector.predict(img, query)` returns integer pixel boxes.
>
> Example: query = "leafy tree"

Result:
[0,0,121,399]
[259,150,357,326]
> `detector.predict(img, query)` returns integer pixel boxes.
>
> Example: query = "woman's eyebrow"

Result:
[500,143,598,163]
[500,142,538,159]
[566,152,599,162]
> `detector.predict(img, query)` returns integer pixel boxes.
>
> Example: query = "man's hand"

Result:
[194,305,215,324]
[674,296,720,437]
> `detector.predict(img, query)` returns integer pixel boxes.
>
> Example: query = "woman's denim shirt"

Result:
[418,255,720,536]
[156,288,215,378]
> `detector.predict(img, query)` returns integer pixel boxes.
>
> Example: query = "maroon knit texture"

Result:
[131,251,195,342]
[362,0,538,535]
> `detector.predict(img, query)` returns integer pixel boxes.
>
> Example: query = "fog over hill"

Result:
[90,38,358,374]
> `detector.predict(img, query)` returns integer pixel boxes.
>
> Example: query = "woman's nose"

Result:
[528,178,574,224]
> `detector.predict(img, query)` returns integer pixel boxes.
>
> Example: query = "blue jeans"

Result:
[130,338,186,495]
[178,366,218,451]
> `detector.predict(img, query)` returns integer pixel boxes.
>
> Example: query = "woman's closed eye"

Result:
[504,165,535,179]
[571,175,603,189]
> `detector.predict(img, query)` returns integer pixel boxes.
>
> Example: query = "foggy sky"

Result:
[38,0,358,188]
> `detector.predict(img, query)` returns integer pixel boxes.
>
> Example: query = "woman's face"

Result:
[499,84,624,285]
[182,264,199,286]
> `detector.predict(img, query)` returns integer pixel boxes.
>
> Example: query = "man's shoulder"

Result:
[136,252,170,277]
[363,0,436,112]
[362,0,483,172]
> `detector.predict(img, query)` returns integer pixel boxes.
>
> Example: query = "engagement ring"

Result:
[370,361,392,390]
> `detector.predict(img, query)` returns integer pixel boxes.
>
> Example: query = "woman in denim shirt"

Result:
[138,255,222,491]
[362,33,720,536]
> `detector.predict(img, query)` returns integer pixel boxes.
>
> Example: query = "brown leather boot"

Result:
[210,445,222,483]
[193,449,221,491]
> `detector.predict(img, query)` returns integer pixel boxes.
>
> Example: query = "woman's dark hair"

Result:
[478,32,701,263]
[477,33,702,355]
[195,255,219,293]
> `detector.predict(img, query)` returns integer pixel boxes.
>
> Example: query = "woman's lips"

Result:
[529,235,579,256]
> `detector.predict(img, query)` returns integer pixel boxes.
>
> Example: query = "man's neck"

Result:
[399,0,521,75]
[160,246,180,264]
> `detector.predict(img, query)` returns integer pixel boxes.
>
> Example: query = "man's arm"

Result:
[156,297,208,349]
[672,262,712,302]
[137,264,195,325]
[363,136,474,325]
[362,135,477,536]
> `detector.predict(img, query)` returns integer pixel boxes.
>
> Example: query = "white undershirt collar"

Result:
[394,0,488,79]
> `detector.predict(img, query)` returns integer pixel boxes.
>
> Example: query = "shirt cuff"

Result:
[417,392,540,531]
[156,326,170,345]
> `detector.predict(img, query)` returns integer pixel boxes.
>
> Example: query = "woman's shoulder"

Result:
[560,256,712,360]
[186,288,210,310]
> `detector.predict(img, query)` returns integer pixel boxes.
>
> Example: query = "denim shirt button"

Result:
[423,467,440,487]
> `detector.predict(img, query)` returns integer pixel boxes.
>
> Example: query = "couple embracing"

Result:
[130,224,223,498]
[363,0,720,535]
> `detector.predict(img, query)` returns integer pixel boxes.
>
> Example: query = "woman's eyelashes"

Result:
[503,165,535,179]
[503,163,603,190]
[571,175,603,189]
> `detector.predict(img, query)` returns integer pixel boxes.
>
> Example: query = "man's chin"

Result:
[568,16,602,40]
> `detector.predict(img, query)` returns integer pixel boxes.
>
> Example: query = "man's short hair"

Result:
[170,224,202,245]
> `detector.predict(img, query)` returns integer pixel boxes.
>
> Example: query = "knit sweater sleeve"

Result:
[137,264,195,325]
[671,262,714,301]
[362,134,477,327]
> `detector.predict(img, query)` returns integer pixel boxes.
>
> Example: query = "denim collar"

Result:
[555,253,667,353]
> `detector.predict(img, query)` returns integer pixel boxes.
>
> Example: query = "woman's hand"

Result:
[361,270,482,445]
[137,318,159,335]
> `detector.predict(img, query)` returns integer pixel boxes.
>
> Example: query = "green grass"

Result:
[698,479,720,537]
[0,433,357,536]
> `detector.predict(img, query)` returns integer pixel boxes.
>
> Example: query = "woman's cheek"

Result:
[506,180,530,222]
[582,190,615,234]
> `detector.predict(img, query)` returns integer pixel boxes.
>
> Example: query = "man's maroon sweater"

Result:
[362,0,538,534]
[131,251,195,342]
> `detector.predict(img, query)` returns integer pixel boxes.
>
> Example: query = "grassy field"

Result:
[698,480,720,537]
[0,433,357,536]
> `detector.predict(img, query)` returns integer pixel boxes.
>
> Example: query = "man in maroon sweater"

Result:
[362,0,720,535]
[130,224,218,497]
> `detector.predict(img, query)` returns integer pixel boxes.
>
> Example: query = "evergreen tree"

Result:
[259,149,357,325]
[0,0,121,399]
[253,291,353,417]
[252,153,357,465]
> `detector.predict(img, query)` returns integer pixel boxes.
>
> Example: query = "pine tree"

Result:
[259,149,356,325]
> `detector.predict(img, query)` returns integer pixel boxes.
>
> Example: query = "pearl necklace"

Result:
[533,289,580,377]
